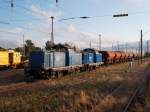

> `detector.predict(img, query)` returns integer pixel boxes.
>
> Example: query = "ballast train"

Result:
[28,47,137,78]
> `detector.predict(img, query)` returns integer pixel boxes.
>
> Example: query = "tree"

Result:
[45,41,54,50]
[64,42,76,50]
[15,47,23,53]
[26,40,34,47]
[24,40,43,57]
[0,46,6,51]
[25,40,35,57]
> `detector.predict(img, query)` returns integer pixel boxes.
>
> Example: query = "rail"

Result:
[99,83,125,104]
[123,86,141,112]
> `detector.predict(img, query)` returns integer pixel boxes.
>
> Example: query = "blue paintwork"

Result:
[82,49,103,64]
[69,53,82,66]
[29,48,104,72]
[82,52,95,64]
[94,52,103,63]
[88,53,94,63]
[29,51,51,70]
[29,51,66,70]
[82,53,88,64]
[50,52,66,68]
[66,49,82,66]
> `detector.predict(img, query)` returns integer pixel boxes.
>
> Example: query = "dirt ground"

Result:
[0,60,149,112]
[0,69,25,86]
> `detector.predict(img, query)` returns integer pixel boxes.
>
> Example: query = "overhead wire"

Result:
[58,15,111,21]
[0,0,52,35]
[0,1,144,50]
[58,9,150,21]
[3,0,150,22]
[2,1,150,37]
[1,0,50,22]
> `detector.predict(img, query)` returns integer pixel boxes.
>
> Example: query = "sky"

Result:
[0,0,150,49]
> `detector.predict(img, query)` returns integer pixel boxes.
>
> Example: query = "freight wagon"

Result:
[99,51,116,64]
[115,51,122,63]
[119,52,126,62]
[99,51,137,65]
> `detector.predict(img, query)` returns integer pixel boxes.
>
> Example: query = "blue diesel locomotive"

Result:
[28,48,103,78]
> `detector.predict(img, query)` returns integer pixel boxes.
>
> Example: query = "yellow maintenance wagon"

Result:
[0,51,9,68]
[0,50,21,69]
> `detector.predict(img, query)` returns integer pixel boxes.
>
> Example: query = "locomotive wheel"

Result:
[44,71,50,79]
[93,66,96,70]
[56,71,62,78]
[88,66,92,71]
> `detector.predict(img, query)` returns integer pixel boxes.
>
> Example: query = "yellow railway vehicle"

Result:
[0,50,22,69]
[0,51,9,68]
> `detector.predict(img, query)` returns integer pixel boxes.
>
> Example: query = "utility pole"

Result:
[125,43,127,52]
[23,34,25,57]
[99,34,101,51]
[140,30,143,64]
[11,0,14,8]
[144,43,146,56]
[117,41,120,51]
[50,16,54,44]
[112,43,113,51]
[147,41,149,57]
[90,40,91,48]
[138,40,140,64]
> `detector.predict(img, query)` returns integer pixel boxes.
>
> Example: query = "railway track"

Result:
[145,81,150,112]
[122,87,141,112]
[100,83,125,100]
[96,79,143,112]
[122,68,150,112]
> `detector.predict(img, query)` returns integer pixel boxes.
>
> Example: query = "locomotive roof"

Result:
[83,48,96,53]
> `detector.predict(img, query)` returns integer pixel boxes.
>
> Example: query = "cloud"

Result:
[121,0,150,6]
[31,5,62,22]
[0,27,25,48]
[68,24,76,33]
[125,0,146,3]
[0,4,136,49]
[29,5,103,49]
[0,40,18,49]
[0,26,45,48]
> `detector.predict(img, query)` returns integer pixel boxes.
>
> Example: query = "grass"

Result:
[0,61,149,112]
